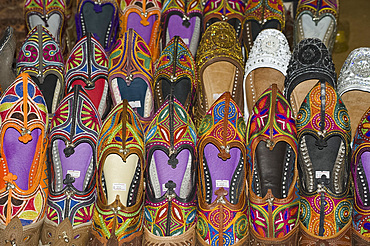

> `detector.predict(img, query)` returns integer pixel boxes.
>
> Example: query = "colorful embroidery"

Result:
[93,101,144,242]
[197,93,248,246]
[144,97,197,237]
[65,35,109,117]
[24,0,66,43]
[120,0,161,61]
[296,0,338,19]
[0,73,49,226]
[154,37,197,113]
[244,0,285,28]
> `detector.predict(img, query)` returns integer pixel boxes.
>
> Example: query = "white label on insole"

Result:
[316,171,330,179]
[213,93,222,100]
[183,38,189,45]
[216,180,229,188]
[67,170,80,178]
[129,100,141,108]
[113,183,126,191]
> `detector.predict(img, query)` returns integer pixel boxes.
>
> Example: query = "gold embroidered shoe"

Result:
[194,22,244,128]
[0,73,49,246]
[88,100,144,245]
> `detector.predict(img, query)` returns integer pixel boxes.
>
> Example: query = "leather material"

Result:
[294,0,338,52]
[108,29,154,127]
[154,36,197,113]
[65,34,110,118]
[0,26,16,92]
[90,100,144,245]
[246,84,299,243]
[195,229,249,246]
[75,0,119,53]
[194,22,244,128]
[16,25,65,116]
[203,0,245,42]
[352,227,370,246]
[24,0,65,45]
[40,218,92,246]
[242,0,285,55]
[0,73,49,245]
[0,217,43,246]
[161,0,202,56]
[120,0,161,62]
[143,225,195,245]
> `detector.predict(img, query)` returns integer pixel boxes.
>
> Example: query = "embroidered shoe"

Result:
[203,0,245,42]
[194,22,244,128]
[89,100,144,245]
[337,48,370,138]
[294,0,338,53]
[196,92,248,246]
[246,84,300,245]
[16,25,65,117]
[40,85,101,245]
[161,0,202,56]
[75,0,120,53]
[243,0,285,56]
[65,34,110,119]
[243,29,291,121]
[120,0,161,62]
[24,0,65,45]
[108,29,154,127]
[351,106,370,245]
[0,73,49,246]
[143,95,197,245]
[154,36,197,114]
[296,81,352,245]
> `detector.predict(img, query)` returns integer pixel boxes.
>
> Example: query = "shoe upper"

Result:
[65,34,110,119]
[16,25,65,117]
[144,96,197,236]
[108,29,154,124]
[154,36,197,114]
[24,0,65,45]
[203,0,245,42]
[92,100,144,242]
[0,73,49,240]
[294,0,338,52]
[296,81,352,237]
[242,0,285,55]
[161,0,203,56]
[196,92,248,245]
[120,0,162,62]
[47,85,101,226]
[75,0,120,53]
[246,84,299,239]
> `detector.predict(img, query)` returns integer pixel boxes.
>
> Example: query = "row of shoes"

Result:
[1,0,370,246]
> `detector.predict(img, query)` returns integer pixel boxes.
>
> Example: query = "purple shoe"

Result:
[161,0,202,56]
[40,85,102,245]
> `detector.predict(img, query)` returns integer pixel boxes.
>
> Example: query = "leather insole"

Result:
[341,90,370,138]
[203,61,236,109]
[290,79,318,117]
[159,78,191,110]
